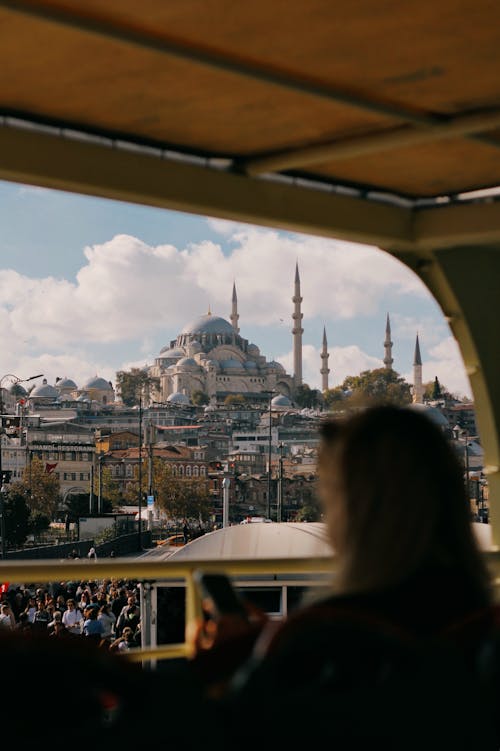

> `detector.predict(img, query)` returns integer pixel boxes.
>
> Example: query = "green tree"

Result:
[3,486,30,547]
[323,386,346,409]
[115,367,159,406]
[294,384,321,408]
[342,368,412,406]
[224,394,246,406]
[154,461,212,522]
[295,495,322,522]
[192,390,209,406]
[19,457,60,519]
[93,466,121,508]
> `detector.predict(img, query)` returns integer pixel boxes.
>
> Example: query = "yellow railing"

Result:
[2,553,500,663]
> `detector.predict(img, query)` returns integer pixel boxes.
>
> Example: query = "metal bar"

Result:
[245,109,500,176]
[0,125,414,251]
[414,201,500,250]
[126,643,189,663]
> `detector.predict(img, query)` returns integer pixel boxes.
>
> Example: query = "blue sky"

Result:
[0,180,470,397]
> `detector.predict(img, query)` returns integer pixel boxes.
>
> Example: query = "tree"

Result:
[224,394,246,406]
[115,367,159,406]
[3,486,30,547]
[323,386,346,409]
[154,461,212,522]
[18,457,60,520]
[295,495,322,522]
[93,466,121,508]
[192,390,209,406]
[294,384,321,408]
[341,368,412,406]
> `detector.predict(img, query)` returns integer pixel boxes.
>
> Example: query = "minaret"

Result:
[412,333,424,404]
[320,326,330,391]
[384,313,394,370]
[292,262,303,387]
[230,281,240,334]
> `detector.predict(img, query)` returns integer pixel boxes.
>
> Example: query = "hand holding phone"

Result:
[193,571,248,621]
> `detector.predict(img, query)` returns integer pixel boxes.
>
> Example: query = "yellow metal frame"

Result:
[1,554,500,663]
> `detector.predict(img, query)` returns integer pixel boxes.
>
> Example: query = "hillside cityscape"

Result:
[0,265,487,557]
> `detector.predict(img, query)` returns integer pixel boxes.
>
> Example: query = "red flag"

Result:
[45,462,58,474]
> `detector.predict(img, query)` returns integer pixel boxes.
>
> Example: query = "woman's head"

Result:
[318,405,490,598]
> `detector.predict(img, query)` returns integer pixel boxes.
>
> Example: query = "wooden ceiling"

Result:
[2,0,500,198]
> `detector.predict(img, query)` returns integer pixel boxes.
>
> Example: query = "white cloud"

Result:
[0,226,441,389]
[277,344,381,390]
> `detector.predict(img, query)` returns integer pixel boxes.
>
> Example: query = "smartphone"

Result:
[193,571,248,620]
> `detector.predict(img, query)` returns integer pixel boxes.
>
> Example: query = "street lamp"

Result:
[277,441,284,523]
[137,393,143,551]
[265,390,277,521]
[0,372,44,558]
[453,424,470,505]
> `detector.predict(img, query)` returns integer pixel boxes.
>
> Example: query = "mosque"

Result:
[147,265,307,406]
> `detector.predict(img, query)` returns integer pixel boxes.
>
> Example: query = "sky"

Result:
[0,179,471,398]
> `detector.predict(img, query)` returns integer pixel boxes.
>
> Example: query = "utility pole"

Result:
[277,442,284,523]
[89,462,94,515]
[267,391,273,520]
[138,394,143,551]
[97,454,103,515]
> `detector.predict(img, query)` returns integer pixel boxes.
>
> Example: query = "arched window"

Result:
[178,465,184,476]
[186,465,192,477]
[193,466,199,476]
[200,466,206,476]
[172,466,177,476]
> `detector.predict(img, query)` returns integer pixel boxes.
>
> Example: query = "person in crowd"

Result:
[32,599,51,634]
[109,626,136,653]
[62,599,84,636]
[82,606,105,645]
[0,602,16,631]
[98,603,116,645]
[22,596,37,625]
[116,595,139,636]
[47,610,62,636]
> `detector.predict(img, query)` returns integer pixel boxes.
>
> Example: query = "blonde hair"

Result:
[319,406,491,602]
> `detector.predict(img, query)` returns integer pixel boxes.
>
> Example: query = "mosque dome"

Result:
[204,359,221,371]
[221,359,245,372]
[247,343,260,356]
[181,314,235,336]
[29,380,59,399]
[10,382,27,397]
[159,346,185,358]
[410,403,449,428]
[272,394,292,408]
[167,392,190,405]
[84,376,114,390]
[55,377,77,390]
[175,357,201,371]
[267,360,286,372]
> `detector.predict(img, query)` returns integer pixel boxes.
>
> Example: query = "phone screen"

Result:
[194,572,248,619]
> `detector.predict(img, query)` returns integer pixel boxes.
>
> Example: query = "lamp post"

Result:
[0,372,44,558]
[266,390,276,521]
[453,424,470,505]
[277,441,284,523]
[137,394,143,551]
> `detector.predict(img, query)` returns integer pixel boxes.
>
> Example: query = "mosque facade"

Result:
[148,278,297,405]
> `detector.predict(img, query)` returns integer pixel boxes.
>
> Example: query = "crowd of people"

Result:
[0,576,142,651]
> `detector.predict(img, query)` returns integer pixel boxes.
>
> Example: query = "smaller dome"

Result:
[243,361,257,370]
[167,392,190,405]
[10,382,27,397]
[221,359,244,371]
[267,360,286,372]
[204,404,216,412]
[204,359,220,371]
[247,343,260,355]
[55,377,77,390]
[30,380,59,399]
[272,394,292,408]
[175,357,200,371]
[187,341,203,355]
[84,376,114,390]
[159,346,185,358]
[410,403,449,427]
